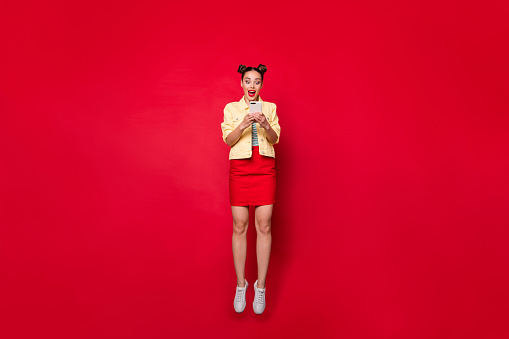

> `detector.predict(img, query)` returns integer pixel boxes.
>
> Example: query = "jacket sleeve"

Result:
[269,103,281,145]
[221,103,234,145]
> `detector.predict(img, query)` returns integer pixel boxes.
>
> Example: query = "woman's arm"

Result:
[226,125,244,147]
[225,114,255,147]
[252,112,278,144]
[267,104,281,145]
[264,125,278,144]
[221,104,234,144]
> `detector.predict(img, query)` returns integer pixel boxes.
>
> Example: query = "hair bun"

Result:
[257,64,267,74]
[237,64,247,73]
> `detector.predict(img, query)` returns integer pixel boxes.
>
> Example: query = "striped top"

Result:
[252,122,259,146]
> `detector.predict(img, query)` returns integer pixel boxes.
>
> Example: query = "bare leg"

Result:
[254,204,273,289]
[232,205,249,287]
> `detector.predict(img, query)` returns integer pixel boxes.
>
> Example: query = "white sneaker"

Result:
[253,279,266,314]
[234,279,248,313]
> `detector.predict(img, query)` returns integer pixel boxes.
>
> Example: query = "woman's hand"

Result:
[250,112,271,130]
[239,114,256,130]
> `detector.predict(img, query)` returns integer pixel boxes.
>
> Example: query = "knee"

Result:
[233,220,248,235]
[257,222,271,236]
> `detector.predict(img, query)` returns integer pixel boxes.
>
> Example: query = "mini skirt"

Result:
[229,146,276,206]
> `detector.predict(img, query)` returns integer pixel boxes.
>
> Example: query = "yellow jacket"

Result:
[221,96,281,160]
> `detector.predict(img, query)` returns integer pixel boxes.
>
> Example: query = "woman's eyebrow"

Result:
[245,77,261,80]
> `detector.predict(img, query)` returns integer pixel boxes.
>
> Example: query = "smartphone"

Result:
[249,101,263,114]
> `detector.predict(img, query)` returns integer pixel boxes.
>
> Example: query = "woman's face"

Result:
[241,70,263,101]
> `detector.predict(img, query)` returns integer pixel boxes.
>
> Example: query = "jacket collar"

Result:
[239,95,263,110]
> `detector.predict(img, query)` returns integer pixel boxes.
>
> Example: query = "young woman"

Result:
[220,64,281,314]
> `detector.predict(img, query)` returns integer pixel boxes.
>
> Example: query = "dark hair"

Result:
[237,64,267,82]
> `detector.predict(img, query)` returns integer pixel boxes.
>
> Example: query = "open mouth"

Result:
[248,90,256,97]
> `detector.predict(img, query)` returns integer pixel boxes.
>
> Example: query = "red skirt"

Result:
[229,146,276,206]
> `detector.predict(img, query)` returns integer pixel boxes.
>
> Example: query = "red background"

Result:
[1,1,508,338]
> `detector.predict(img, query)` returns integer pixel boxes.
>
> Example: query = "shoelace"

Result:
[236,287,246,303]
[255,288,265,304]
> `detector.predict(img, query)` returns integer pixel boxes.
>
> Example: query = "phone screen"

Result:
[249,101,262,113]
